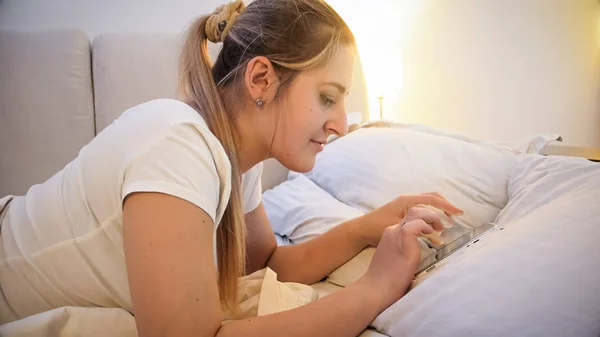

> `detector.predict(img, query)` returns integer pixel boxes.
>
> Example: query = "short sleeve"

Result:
[242,162,263,213]
[121,123,231,225]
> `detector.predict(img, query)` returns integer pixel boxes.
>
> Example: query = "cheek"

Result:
[270,102,323,172]
[281,112,307,149]
[272,86,324,155]
[282,101,320,135]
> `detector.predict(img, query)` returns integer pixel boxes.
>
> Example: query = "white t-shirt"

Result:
[0,99,263,323]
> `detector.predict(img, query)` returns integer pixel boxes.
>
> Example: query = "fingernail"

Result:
[441,217,453,228]
[423,232,444,245]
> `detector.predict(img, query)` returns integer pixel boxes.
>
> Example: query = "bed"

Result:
[261,123,600,337]
[1,29,599,337]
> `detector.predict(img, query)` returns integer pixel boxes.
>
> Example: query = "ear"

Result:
[244,56,279,104]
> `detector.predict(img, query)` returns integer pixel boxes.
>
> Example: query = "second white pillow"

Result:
[304,126,518,238]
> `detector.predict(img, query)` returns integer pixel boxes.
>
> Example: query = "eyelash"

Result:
[321,95,336,107]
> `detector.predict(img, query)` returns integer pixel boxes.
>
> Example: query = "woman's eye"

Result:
[321,95,335,107]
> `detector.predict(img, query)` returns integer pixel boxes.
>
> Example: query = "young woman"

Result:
[0,0,462,335]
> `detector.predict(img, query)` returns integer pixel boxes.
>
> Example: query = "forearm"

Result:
[267,217,367,284]
[216,279,386,337]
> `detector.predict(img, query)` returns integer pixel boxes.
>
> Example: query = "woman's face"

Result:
[270,45,355,172]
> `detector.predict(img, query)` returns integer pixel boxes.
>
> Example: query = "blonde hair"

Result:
[178,0,355,312]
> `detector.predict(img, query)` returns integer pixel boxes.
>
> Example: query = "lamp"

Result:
[357,40,403,121]
[327,0,422,121]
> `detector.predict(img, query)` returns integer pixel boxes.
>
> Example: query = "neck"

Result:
[235,112,271,173]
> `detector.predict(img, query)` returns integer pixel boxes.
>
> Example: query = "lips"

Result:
[310,139,326,152]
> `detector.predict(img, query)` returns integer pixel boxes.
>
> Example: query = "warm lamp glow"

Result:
[597,12,600,46]
[328,0,422,121]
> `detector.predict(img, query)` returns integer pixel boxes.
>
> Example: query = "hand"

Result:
[358,219,436,308]
[354,192,463,247]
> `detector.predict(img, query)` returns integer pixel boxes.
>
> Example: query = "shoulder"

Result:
[117,100,233,223]
[106,98,225,158]
[126,99,229,167]
[91,98,232,188]
[120,98,208,130]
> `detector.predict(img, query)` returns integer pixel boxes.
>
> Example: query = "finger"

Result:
[415,204,453,229]
[420,193,453,219]
[402,219,434,236]
[406,206,445,232]
[422,192,446,200]
[380,223,403,250]
[396,220,428,261]
[412,195,463,216]
[422,231,444,246]
[421,193,453,217]
[403,219,444,246]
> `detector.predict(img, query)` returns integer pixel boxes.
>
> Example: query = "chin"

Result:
[276,154,316,173]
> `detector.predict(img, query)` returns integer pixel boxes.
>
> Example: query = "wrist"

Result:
[353,275,393,311]
[343,215,371,249]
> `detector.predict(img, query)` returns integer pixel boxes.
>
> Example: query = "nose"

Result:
[323,103,348,138]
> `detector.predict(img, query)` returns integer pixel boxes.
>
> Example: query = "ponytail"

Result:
[176,0,356,313]
[178,15,246,312]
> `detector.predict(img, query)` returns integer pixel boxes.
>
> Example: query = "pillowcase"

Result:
[304,125,517,227]
[372,153,600,337]
[298,125,518,286]
[495,153,598,225]
[327,121,561,155]
[262,174,364,244]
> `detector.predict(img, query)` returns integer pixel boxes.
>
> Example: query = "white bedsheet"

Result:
[373,154,600,337]
[0,269,386,337]
[4,154,596,337]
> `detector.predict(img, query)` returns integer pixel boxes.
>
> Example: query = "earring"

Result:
[255,98,264,107]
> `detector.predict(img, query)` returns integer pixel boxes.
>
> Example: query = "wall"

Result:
[1,0,599,146]
[0,0,221,38]
[399,0,600,146]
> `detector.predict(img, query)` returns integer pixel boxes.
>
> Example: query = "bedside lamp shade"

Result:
[327,0,422,121]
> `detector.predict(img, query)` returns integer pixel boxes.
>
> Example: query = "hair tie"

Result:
[205,0,246,43]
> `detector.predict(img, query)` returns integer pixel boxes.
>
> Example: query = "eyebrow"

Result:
[321,82,348,95]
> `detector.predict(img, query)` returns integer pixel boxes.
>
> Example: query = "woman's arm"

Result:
[123,192,417,337]
[244,203,365,282]
[246,193,461,284]
[245,203,366,283]
[217,278,387,337]
[123,192,222,337]
[221,219,432,337]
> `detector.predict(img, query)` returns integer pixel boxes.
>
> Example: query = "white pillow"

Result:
[495,154,595,225]
[262,174,364,244]
[353,121,561,154]
[297,126,518,285]
[373,154,600,337]
[305,126,517,228]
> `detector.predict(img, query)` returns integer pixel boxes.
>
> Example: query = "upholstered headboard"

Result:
[0,30,95,196]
